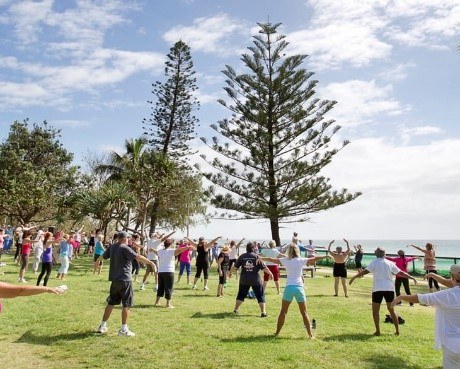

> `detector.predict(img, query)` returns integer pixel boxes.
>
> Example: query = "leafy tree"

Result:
[0,119,80,225]
[200,22,361,245]
[142,40,200,231]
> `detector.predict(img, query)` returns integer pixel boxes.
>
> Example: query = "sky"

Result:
[1,0,459,241]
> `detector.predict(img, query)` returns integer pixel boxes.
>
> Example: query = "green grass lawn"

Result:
[0,253,442,369]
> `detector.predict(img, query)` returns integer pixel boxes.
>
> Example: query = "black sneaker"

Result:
[261,313,267,318]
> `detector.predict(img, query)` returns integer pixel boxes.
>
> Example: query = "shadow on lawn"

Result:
[190,312,242,319]
[322,333,376,341]
[220,334,279,343]
[362,354,429,369]
[16,330,94,345]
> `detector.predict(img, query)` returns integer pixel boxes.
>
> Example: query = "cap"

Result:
[117,231,128,239]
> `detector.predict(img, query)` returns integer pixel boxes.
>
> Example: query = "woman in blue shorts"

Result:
[261,243,329,338]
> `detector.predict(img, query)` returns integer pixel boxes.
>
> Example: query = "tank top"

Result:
[196,244,208,262]
[424,250,436,270]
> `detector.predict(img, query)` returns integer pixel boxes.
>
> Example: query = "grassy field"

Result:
[0,253,442,369]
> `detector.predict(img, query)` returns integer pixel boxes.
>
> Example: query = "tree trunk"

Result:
[149,198,160,233]
[270,217,281,246]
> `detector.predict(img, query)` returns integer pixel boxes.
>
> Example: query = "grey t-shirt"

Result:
[235,252,266,286]
[103,242,137,282]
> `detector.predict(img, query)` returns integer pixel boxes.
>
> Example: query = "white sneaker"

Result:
[203,286,209,290]
[118,329,135,337]
[97,325,108,334]
[140,284,145,291]
[192,285,197,290]
[20,278,27,283]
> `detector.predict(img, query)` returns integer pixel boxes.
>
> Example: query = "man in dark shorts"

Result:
[96,231,155,337]
[349,247,418,336]
[230,242,273,317]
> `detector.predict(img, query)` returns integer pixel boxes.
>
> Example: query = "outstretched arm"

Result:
[259,257,281,265]
[205,236,221,250]
[349,269,370,284]
[0,282,64,298]
[391,294,419,307]
[160,231,175,242]
[327,240,335,254]
[343,239,351,254]
[425,273,453,288]
[174,245,195,256]
[408,244,425,254]
[397,271,418,285]
[185,237,198,247]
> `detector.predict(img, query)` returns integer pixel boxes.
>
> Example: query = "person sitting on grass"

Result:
[391,264,460,369]
[349,247,418,336]
[260,243,330,338]
[328,239,352,297]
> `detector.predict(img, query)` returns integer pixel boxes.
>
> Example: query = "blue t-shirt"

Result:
[59,240,69,256]
[94,240,105,256]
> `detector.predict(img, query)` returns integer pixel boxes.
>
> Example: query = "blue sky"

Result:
[1,0,459,241]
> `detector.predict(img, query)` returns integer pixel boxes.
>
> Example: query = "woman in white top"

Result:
[153,239,194,308]
[261,243,328,338]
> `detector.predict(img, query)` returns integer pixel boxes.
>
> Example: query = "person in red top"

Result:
[18,230,34,283]
[386,250,418,306]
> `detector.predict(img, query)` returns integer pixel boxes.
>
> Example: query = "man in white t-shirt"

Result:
[349,247,418,336]
[140,231,174,291]
[391,264,460,369]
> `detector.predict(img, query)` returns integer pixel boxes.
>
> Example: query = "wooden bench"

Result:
[279,265,316,278]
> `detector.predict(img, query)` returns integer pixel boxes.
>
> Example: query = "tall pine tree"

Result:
[201,22,361,245]
[143,40,199,160]
[142,40,201,231]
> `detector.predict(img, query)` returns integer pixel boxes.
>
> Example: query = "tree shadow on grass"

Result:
[220,334,280,343]
[16,330,95,346]
[190,312,243,319]
[362,354,428,369]
[322,333,375,341]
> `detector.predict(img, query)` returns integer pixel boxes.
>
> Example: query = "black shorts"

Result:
[228,259,237,270]
[355,260,362,268]
[94,254,102,262]
[236,283,265,303]
[372,291,395,304]
[333,263,347,278]
[107,281,134,307]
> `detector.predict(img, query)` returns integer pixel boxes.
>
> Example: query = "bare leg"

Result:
[121,307,130,325]
[298,301,313,338]
[234,299,243,312]
[387,302,399,335]
[341,278,348,297]
[259,302,266,315]
[372,302,381,336]
[102,305,114,322]
[275,300,291,336]
[263,280,267,292]
[154,296,160,306]
[334,277,339,296]
[275,280,280,294]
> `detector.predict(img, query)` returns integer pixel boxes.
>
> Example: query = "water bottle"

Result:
[311,319,316,329]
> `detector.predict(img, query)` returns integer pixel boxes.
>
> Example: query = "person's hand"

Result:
[219,270,223,276]
[52,286,67,295]
[412,278,418,285]
[349,277,355,285]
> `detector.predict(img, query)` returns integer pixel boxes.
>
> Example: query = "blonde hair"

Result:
[268,240,276,249]
[286,243,300,259]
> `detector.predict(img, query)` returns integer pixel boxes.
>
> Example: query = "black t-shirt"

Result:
[235,252,266,286]
[218,252,229,269]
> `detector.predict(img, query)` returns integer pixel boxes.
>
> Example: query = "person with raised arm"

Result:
[151,238,193,308]
[386,250,419,306]
[408,243,440,292]
[259,240,284,295]
[350,247,418,336]
[96,231,156,337]
[261,243,329,337]
[228,238,245,279]
[391,264,460,368]
[328,239,352,297]
[230,242,273,317]
[140,231,175,291]
[186,235,221,291]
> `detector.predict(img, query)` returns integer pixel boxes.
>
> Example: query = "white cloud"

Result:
[286,0,460,70]
[400,125,442,144]
[378,62,417,82]
[163,14,247,55]
[53,119,90,128]
[319,80,409,126]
